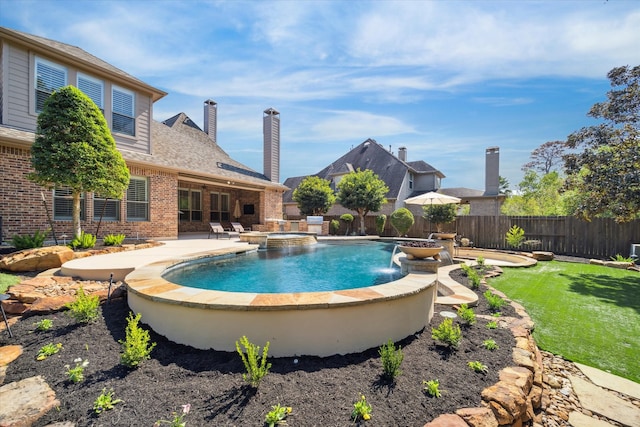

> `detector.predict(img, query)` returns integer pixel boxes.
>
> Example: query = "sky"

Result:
[1,0,639,191]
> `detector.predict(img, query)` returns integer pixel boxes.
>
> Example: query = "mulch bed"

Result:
[1,267,517,426]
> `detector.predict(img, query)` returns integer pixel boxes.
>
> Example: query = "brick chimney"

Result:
[263,107,280,183]
[485,147,500,195]
[398,146,407,162]
[203,99,217,144]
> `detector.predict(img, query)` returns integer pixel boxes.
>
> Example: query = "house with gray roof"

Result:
[283,139,445,218]
[0,26,286,241]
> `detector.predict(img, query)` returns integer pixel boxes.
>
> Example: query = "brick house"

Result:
[0,26,286,242]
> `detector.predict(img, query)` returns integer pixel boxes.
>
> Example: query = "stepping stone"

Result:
[575,362,640,400]
[570,375,640,427]
[0,376,60,426]
[569,411,617,427]
[0,345,23,366]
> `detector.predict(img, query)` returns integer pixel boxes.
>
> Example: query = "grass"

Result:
[0,272,21,294]
[488,261,640,383]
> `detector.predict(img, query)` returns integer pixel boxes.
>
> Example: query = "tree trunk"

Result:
[72,191,82,239]
[358,210,367,235]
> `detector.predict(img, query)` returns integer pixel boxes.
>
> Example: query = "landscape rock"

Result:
[532,251,554,261]
[0,246,74,272]
[0,375,60,427]
[482,381,527,424]
[455,406,498,427]
[423,413,468,427]
[499,366,533,394]
[0,345,23,366]
[26,295,75,315]
[512,347,536,371]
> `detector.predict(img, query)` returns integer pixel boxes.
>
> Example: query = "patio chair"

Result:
[208,222,230,239]
[230,222,248,233]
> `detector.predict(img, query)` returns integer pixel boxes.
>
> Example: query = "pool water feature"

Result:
[163,242,402,293]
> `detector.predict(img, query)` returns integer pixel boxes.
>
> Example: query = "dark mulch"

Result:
[2,272,516,427]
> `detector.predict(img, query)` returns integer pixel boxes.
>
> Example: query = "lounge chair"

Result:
[230,222,248,233]
[208,222,239,239]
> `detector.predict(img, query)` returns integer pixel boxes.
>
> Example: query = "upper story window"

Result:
[112,85,135,136]
[409,173,414,190]
[35,57,67,113]
[78,73,104,111]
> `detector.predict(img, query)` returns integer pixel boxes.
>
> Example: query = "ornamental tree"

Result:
[564,65,640,222]
[292,176,336,216]
[422,204,456,233]
[29,86,130,238]
[336,169,389,235]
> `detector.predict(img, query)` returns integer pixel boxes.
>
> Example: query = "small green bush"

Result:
[93,388,123,415]
[610,254,633,263]
[431,318,462,349]
[423,379,442,398]
[457,303,476,326]
[65,287,100,323]
[482,339,499,350]
[330,219,340,235]
[468,360,488,373]
[70,231,97,250]
[340,214,354,235]
[34,318,53,332]
[12,229,48,250]
[484,290,507,312]
[486,320,498,329]
[505,225,525,248]
[461,264,481,289]
[265,404,292,427]
[375,214,387,236]
[103,233,125,246]
[389,208,414,237]
[119,312,156,368]
[379,339,404,380]
[236,335,271,388]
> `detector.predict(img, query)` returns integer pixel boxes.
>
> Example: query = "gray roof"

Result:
[284,139,443,202]
[439,187,506,201]
[0,26,166,101]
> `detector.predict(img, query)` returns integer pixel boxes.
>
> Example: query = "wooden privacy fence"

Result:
[319,214,640,260]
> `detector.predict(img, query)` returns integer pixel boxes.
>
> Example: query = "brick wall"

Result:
[0,142,178,242]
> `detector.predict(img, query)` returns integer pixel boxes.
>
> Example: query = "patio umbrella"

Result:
[404,191,461,234]
[233,199,241,219]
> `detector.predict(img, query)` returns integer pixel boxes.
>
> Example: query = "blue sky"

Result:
[2,0,639,190]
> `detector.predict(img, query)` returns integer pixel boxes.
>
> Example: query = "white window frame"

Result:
[112,85,136,136]
[126,177,148,221]
[35,57,67,113]
[77,73,104,111]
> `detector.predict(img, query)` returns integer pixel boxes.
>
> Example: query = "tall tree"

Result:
[522,140,566,174]
[336,169,388,235]
[292,176,336,216]
[29,86,130,238]
[564,65,640,222]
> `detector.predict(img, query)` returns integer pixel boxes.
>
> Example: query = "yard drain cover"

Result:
[439,311,457,318]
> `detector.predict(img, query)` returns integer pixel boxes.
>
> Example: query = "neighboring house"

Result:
[0,26,286,241]
[283,139,445,218]
[439,147,506,216]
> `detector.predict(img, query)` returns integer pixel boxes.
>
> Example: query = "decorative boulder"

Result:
[0,246,74,272]
[531,251,554,261]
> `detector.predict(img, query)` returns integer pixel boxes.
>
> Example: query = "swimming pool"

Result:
[162,242,402,293]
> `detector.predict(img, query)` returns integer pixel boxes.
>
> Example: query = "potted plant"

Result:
[422,204,457,239]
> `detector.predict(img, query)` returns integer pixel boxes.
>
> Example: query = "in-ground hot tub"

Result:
[125,243,437,357]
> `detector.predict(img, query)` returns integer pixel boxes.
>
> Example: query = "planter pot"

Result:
[398,245,444,260]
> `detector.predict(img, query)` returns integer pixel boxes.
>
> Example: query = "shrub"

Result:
[486,320,498,329]
[431,318,462,349]
[34,318,53,332]
[482,339,499,350]
[375,214,387,235]
[389,208,414,237]
[505,225,525,248]
[65,358,89,383]
[93,388,123,415]
[36,342,62,361]
[484,290,507,312]
[235,335,271,388]
[611,254,633,263]
[378,339,404,380]
[12,229,48,250]
[340,214,354,235]
[70,231,97,250]
[103,233,125,246]
[65,287,100,323]
[423,379,442,398]
[468,361,488,373]
[120,312,156,368]
[457,303,476,326]
[351,395,372,422]
[265,404,292,427]
[330,219,340,235]
[461,264,481,289]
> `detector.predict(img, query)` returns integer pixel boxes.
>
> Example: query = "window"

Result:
[53,188,84,221]
[210,192,230,221]
[179,189,202,222]
[409,173,414,190]
[78,73,104,111]
[112,86,135,136]
[35,57,67,113]
[93,195,120,221]
[127,177,148,221]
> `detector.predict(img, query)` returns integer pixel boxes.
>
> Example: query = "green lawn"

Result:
[488,261,640,383]
[0,272,21,294]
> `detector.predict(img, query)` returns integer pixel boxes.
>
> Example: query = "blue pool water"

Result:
[163,241,402,293]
